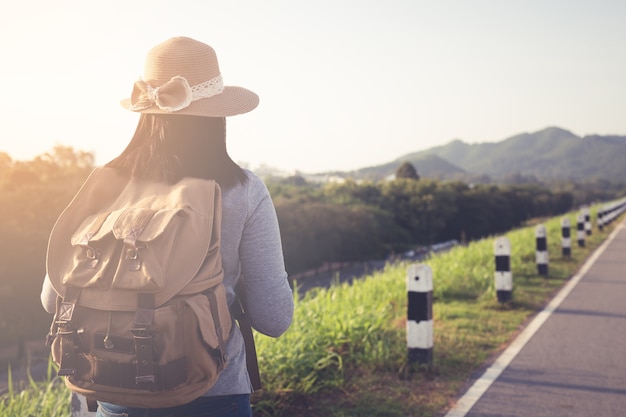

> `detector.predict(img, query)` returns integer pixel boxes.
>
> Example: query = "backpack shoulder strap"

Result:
[231,297,261,391]
[231,281,262,391]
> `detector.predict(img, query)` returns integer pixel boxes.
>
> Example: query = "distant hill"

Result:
[337,127,626,183]
[351,153,466,181]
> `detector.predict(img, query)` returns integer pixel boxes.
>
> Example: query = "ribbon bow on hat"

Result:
[129,76,194,112]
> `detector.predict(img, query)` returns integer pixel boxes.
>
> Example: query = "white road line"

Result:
[444,221,625,417]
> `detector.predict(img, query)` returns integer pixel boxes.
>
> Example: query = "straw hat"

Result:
[121,37,259,117]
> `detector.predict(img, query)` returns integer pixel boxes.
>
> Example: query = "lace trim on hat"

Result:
[129,75,225,112]
[190,75,225,100]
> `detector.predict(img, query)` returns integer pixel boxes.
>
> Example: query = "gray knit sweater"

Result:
[40,169,294,396]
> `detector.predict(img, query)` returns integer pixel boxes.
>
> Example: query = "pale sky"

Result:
[1,0,625,173]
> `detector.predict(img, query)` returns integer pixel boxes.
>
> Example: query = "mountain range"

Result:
[339,127,626,183]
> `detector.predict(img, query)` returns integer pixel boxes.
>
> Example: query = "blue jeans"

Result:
[95,394,252,417]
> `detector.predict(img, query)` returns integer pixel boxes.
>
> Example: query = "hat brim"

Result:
[120,85,259,117]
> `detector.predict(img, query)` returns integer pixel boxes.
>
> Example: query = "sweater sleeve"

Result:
[238,177,294,337]
[40,274,57,314]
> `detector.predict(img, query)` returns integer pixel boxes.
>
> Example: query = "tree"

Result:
[395,161,419,180]
[0,147,94,347]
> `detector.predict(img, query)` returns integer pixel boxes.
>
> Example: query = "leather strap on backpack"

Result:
[132,294,157,385]
[230,290,262,391]
[55,286,81,377]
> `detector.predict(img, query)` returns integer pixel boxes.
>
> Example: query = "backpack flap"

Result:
[63,212,117,290]
[47,167,224,311]
[110,207,183,292]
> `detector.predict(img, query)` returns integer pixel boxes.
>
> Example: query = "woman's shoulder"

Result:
[242,169,271,195]
[222,169,270,203]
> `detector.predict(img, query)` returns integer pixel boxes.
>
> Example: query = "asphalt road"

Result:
[445,220,626,417]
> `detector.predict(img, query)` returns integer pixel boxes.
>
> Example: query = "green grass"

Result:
[0,361,69,417]
[1,207,620,417]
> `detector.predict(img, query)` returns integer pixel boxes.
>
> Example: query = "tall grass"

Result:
[258,266,406,387]
[252,207,614,415]
[0,360,68,417]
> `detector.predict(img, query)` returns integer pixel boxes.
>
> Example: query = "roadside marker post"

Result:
[598,209,604,232]
[561,217,571,258]
[583,206,592,236]
[577,213,586,247]
[536,224,548,275]
[494,237,512,303]
[406,263,433,365]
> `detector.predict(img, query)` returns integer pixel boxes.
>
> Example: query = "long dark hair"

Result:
[106,114,247,188]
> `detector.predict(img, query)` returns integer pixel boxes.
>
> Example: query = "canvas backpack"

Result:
[45,167,233,409]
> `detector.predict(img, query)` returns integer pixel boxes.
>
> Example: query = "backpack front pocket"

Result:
[64,208,185,292]
[109,207,184,292]
[64,212,119,289]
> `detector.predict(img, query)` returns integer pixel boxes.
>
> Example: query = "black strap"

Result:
[57,326,79,376]
[230,294,262,391]
[206,290,228,369]
[240,311,262,391]
[132,293,156,385]
[56,286,82,376]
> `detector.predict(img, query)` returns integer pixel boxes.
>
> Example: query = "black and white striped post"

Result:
[583,206,592,236]
[601,198,626,226]
[561,217,571,258]
[597,209,604,232]
[406,263,433,365]
[535,224,548,275]
[495,237,512,303]
[577,213,586,247]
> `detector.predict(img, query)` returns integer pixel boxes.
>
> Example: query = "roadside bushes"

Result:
[273,178,579,274]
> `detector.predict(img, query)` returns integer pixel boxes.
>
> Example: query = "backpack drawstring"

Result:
[103,312,114,349]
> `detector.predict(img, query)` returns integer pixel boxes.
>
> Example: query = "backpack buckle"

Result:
[131,327,156,384]
[124,233,146,271]
[57,325,79,376]
[57,301,76,322]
